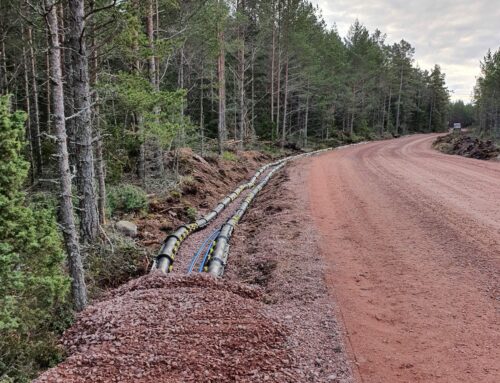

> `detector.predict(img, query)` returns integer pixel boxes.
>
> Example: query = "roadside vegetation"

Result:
[0,0,454,381]
[435,46,500,160]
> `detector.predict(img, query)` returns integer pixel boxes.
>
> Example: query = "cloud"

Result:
[312,0,500,102]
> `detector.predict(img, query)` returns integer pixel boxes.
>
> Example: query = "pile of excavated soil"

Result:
[35,273,298,383]
[225,162,355,383]
[433,133,500,160]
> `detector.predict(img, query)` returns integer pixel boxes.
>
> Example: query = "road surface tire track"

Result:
[308,134,499,383]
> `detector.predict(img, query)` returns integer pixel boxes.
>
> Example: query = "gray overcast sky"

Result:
[311,0,500,102]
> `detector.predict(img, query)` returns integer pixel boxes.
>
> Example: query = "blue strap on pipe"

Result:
[187,229,220,274]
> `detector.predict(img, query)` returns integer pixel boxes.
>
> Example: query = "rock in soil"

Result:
[116,220,138,238]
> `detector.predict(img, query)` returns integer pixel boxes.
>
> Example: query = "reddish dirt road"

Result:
[308,135,500,383]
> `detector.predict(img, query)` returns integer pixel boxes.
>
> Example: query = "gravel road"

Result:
[308,134,500,382]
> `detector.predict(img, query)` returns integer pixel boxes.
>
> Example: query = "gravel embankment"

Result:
[35,274,299,382]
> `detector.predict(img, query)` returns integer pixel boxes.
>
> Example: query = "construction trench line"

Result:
[152,143,367,277]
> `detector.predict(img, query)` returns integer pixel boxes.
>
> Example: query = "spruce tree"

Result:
[0,96,69,382]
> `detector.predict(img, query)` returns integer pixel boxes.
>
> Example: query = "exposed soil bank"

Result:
[433,133,500,160]
[137,149,271,251]
[309,134,500,382]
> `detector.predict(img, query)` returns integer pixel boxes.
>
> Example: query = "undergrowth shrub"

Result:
[86,233,151,296]
[107,184,148,216]
[185,206,198,221]
[0,96,70,382]
[222,151,238,161]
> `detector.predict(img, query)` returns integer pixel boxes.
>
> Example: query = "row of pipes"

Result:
[152,147,336,276]
[153,158,282,273]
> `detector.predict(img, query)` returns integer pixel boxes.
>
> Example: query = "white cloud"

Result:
[312,0,500,102]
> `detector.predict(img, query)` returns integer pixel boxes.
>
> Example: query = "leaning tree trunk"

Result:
[44,0,87,312]
[68,0,99,242]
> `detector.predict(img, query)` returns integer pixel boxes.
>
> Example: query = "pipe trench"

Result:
[205,163,286,277]
[204,148,335,277]
[153,159,283,273]
[153,145,361,276]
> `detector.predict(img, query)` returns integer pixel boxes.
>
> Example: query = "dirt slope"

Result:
[308,134,500,382]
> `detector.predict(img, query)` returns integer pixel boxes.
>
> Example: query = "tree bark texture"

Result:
[45,0,87,312]
[68,0,99,242]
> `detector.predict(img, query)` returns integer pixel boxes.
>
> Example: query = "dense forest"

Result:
[0,0,451,381]
[474,46,500,138]
[447,46,500,137]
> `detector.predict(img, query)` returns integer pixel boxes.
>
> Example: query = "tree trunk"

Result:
[276,46,281,141]
[281,57,288,148]
[21,35,35,183]
[350,86,356,136]
[131,6,146,185]
[26,20,43,177]
[61,4,76,169]
[200,63,205,156]
[44,0,87,312]
[45,30,52,134]
[146,0,157,91]
[94,107,106,225]
[387,88,392,132]
[395,65,403,135]
[380,94,386,135]
[237,2,246,149]
[137,113,146,185]
[270,3,275,125]
[68,0,99,243]
[428,96,434,132]
[250,48,255,141]
[217,1,226,154]
[0,39,7,93]
[89,0,106,225]
[147,0,165,179]
[304,88,309,148]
